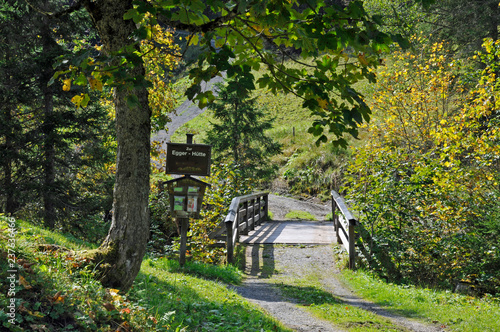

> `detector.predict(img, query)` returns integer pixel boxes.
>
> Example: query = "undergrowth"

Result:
[0,215,290,331]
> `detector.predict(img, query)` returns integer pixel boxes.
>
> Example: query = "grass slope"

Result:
[2,217,500,331]
[0,215,290,331]
[340,269,500,332]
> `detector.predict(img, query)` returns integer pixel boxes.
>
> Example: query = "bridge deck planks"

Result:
[239,220,336,244]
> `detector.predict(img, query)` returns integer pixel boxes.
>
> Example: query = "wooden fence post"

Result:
[256,196,261,226]
[336,213,341,244]
[331,190,357,269]
[332,197,337,233]
[242,201,248,235]
[250,198,255,231]
[264,194,269,221]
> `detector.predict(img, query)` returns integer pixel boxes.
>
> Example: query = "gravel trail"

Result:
[267,194,331,221]
[152,75,225,146]
[231,195,446,332]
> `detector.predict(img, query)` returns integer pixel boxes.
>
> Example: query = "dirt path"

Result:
[231,195,446,332]
[267,194,331,221]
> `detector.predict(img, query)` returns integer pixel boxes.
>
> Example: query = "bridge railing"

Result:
[209,192,269,264]
[331,190,358,269]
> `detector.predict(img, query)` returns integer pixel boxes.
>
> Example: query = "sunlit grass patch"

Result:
[277,283,408,331]
[13,218,98,250]
[284,210,316,220]
[270,255,409,332]
[0,216,291,331]
[146,257,243,285]
[340,269,500,331]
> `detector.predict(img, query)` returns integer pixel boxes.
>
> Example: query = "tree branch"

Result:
[160,9,238,33]
[226,24,303,100]
[24,0,87,18]
[237,17,318,69]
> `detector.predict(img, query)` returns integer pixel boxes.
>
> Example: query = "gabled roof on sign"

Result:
[163,175,211,187]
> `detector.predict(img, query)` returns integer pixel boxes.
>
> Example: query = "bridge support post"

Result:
[241,201,249,235]
[264,194,269,221]
[250,198,255,231]
[348,219,356,269]
[334,204,341,244]
[332,198,338,241]
[226,221,234,264]
[256,196,261,226]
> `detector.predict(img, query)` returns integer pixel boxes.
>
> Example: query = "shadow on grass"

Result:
[133,261,292,331]
[235,243,277,278]
[278,283,343,306]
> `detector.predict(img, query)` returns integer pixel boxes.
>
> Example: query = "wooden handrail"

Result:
[224,192,269,264]
[331,190,358,269]
[209,192,269,263]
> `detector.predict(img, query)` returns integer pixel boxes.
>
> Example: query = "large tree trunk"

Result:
[85,0,151,291]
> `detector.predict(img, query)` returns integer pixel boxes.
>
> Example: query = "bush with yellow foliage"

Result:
[345,37,500,295]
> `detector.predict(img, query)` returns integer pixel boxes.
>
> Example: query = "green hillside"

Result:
[171,65,375,201]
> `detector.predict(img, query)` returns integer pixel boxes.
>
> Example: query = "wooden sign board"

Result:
[166,143,212,176]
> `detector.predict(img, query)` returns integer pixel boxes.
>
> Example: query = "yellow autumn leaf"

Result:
[71,94,83,107]
[317,98,328,109]
[89,77,103,91]
[188,34,199,46]
[19,276,32,289]
[109,288,124,302]
[62,79,71,91]
[109,288,120,296]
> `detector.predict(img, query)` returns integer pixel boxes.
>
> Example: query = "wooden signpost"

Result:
[165,142,211,176]
[165,134,211,266]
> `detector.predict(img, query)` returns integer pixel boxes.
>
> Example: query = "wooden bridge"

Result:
[209,191,358,269]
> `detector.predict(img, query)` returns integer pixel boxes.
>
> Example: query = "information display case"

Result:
[165,176,209,219]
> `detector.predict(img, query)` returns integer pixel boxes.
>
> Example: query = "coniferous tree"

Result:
[0,0,115,233]
[204,77,282,180]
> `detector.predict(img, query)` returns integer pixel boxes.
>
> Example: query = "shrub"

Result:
[344,38,500,295]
